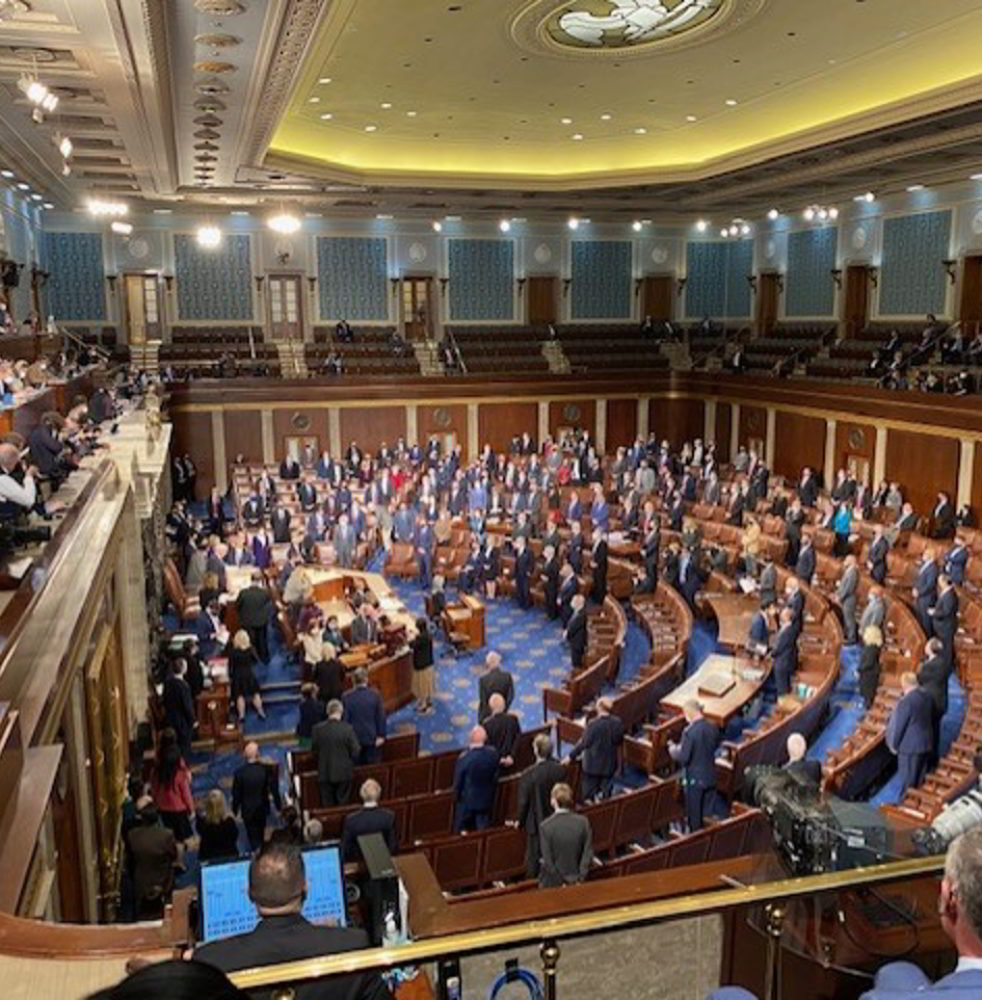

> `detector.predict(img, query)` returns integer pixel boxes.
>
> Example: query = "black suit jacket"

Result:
[232,760,281,821]
[917,654,949,718]
[162,674,195,740]
[483,712,521,761]
[478,667,515,721]
[236,585,273,629]
[565,609,588,659]
[570,714,624,778]
[784,758,822,789]
[311,718,361,783]
[196,913,392,1000]
[341,806,397,862]
[539,810,593,888]
[517,758,567,835]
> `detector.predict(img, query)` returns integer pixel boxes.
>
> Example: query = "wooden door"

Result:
[123,273,160,344]
[268,274,303,341]
[843,265,871,338]
[959,256,982,338]
[641,274,674,321]
[755,272,780,336]
[402,277,433,339]
[527,275,558,325]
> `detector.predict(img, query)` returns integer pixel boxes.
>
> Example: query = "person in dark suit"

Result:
[453,726,500,831]
[235,571,274,664]
[567,697,624,802]
[567,520,585,575]
[795,536,816,585]
[746,607,771,657]
[564,593,588,669]
[270,503,292,544]
[930,574,959,672]
[514,733,567,878]
[340,778,396,863]
[478,651,514,722]
[513,535,534,609]
[296,683,326,748]
[784,498,806,566]
[858,624,884,711]
[538,782,593,888]
[28,412,66,481]
[126,800,179,920]
[313,644,345,706]
[677,545,702,609]
[913,549,939,637]
[867,525,889,585]
[771,607,798,696]
[589,531,609,604]
[783,732,822,791]
[482,692,521,767]
[932,491,956,540]
[837,555,860,644]
[797,467,819,507]
[668,699,720,832]
[162,659,196,763]
[541,544,560,619]
[311,700,361,807]
[917,637,949,768]
[886,672,935,795]
[342,668,386,764]
[784,578,805,641]
[231,741,282,852]
[558,563,578,625]
[349,605,378,646]
[195,842,392,1000]
[944,536,970,586]
[758,557,777,609]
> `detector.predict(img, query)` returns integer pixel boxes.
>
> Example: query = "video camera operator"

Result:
[0,441,38,517]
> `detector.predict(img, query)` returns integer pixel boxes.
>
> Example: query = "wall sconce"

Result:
[868,267,879,289]
[942,259,957,285]
[30,266,49,288]
[676,276,687,297]
[439,277,449,296]
[516,277,526,296]
[634,277,643,297]
[105,274,117,292]
[562,278,572,297]
[831,269,842,289]
[746,274,757,294]
[306,276,316,292]
[163,274,174,292]
[254,275,265,293]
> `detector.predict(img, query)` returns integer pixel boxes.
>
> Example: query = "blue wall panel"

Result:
[684,240,752,318]
[448,238,514,321]
[879,211,951,317]
[317,236,388,321]
[175,233,252,321]
[571,240,631,319]
[42,231,106,321]
[785,227,837,317]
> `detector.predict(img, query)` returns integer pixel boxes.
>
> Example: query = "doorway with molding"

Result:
[402,275,434,340]
[122,273,161,344]
[267,273,304,341]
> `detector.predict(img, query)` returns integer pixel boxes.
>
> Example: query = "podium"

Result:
[442,595,486,650]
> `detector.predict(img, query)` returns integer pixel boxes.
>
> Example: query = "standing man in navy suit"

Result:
[771,607,798,696]
[945,535,969,585]
[453,726,500,831]
[416,514,435,589]
[886,672,935,795]
[912,548,939,636]
[930,573,959,672]
[668,699,720,832]
[342,667,386,765]
[513,535,534,609]
[917,637,949,768]
[564,594,588,669]
[795,535,816,585]
[567,697,624,802]
[867,524,889,585]
[589,530,608,604]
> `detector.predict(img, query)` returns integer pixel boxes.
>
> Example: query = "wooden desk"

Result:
[443,595,485,650]
[704,592,760,648]
[662,653,769,728]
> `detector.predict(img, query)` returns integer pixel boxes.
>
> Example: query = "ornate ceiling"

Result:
[2,0,982,220]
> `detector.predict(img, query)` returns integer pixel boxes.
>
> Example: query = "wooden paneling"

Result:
[833,421,875,479]
[641,275,674,321]
[886,429,958,515]
[548,399,596,441]
[755,273,780,336]
[223,408,263,465]
[606,398,638,449]
[843,265,871,338]
[338,406,406,456]
[972,442,982,520]
[651,398,703,449]
[170,410,214,495]
[417,404,468,453]
[478,402,537,454]
[715,402,732,463]
[737,405,767,452]
[527,275,558,325]
[773,412,825,481]
[273,407,330,457]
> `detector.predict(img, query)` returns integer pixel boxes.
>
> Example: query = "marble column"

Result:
[211,410,227,494]
[730,403,741,459]
[538,401,549,445]
[261,409,275,463]
[824,419,837,487]
[704,400,716,446]
[405,405,418,447]
[873,425,888,487]
[595,399,607,454]
[765,407,776,467]
[467,403,479,461]
[328,406,342,457]
[637,397,649,440]
[958,438,976,509]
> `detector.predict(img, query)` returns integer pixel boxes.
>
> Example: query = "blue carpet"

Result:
[807,643,863,762]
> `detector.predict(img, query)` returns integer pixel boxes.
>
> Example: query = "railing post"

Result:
[541,938,561,1000]
[762,902,786,1000]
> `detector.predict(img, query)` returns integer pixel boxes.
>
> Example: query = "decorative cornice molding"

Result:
[138,0,180,193]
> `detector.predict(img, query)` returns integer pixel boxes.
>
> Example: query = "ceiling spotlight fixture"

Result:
[719,228,728,238]
[317,77,332,84]
[600,112,612,121]
[971,173,982,181]
[498,219,511,232]
[196,224,222,249]
[17,71,57,122]
[633,127,647,134]
[110,220,133,235]
[767,208,779,220]
[695,219,708,232]
[560,116,572,124]
[432,221,442,232]
[364,124,378,132]
[571,133,583,141]
[380,102,392,109]
[685,114,698,122]
[29,192,41,201]
[320,112,333,120]
[406,110,417,117]
[42,202,53,209]
[375,213,393,220]
[54,133,72,159]
[632,220,643,232]
[802,203,838,222]
[267,211,301,235]
[724,98,738,106]
[719,218,750,238]
[853,191,875,203]
[0,170,13,179]
[16,182,28,191]
[86,198,128,217]
[567,217,579,230]
[307,96,320,104]
[906,184,925,192]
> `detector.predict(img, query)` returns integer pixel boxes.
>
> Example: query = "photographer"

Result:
[0,441,37,518]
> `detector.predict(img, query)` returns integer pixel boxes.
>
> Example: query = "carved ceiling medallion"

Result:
[194,33,242,48]
[193,60,237,75]
[193,0,246,14]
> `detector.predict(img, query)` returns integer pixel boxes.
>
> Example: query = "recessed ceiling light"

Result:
[632,220,642,232]
[685,115,698,122]
[376,213,393,220]
[0,170,13,179]
[600,113,612,121]
[633,127,647,134]
[571,133,583,140]
[153,208,173,214]
[695,219,708,232]
[767,208,779,220]
[364,124,378,132]
[229,210,250,216]
[498,219,511,232]
[725,98,738,106]
[560,117,573,124]
[320,112,333,120]
[971,173,982,181]
[406,110,417,117]
[445,215,461,221]
[318,77,332,84]
[42,202,53,209]
[906,184,925,192]
[853,191,875,202]
[16,182,28,190]
[567,217,579,230]
[29,193,41,201]
[380,102,392,109]
[432,221,442,232]
[307,96,320,103]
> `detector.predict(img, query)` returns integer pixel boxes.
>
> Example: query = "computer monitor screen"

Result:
[199,844,347,943]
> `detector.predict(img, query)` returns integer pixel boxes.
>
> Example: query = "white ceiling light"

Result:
[567,217,579,230]
[560,116,572,124]
[725,98,738,106]
[380,102,392,109]
[906,184,925,192]
[196,224,222,249]
[829,207,839,219]
[600,113,612,121]
[971,173,982,181]
[853,191,875,202]
[267,212,301,234]
[110,220,133,235]
[318,77,332,84]
[498,219,511,232]
[685,114,698,122]
[719,228,728,237]
[42,202,53,210]
[571,133,583,140]
[54,133,72,159]
[16,182,28,191]
[803,207,815,221]
[376,213,393,220]
[320,112,333,120]
[307,96,320,104]
[632,220,643,232]
[406,110,417,117]
[364,124,378,132]
[0,170,12,179]
[695,219,708,232]
[767,208,779,220]
[432,221,442,232]
[86,198,128,217]
[29,192,41,201]
[633,127,647,134]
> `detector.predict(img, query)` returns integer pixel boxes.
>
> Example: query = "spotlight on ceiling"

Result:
[432,221,442,232]
[498,219,511,232]
[196,224,222,249]
[853,191,876,203]
[86,198,128,217]
[110,220,133,236]
[695,219,709,233]
[632,220,643,232]
[567,217,579,230]
[803,207,815,221]
[767,208,779,221]
[267,212,301,235]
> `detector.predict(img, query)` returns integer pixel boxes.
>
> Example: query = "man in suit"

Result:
[668,699,720,832]
[589,529,609,604]
[918,637,949,768]
[567,519,584,574]
[235,570,274,663]
[541,544,560,619]
[784,577,805,640]
[241,489,265,529]
[279,454,301,480]
[453,725,500,831]
[886,672,935,795]
[860,586,888,634]
[232,741,282,851]
[296,474,318,513]
[567,697,624,802]
[558,563,578,626]
[225,534,254,568]
[343,667,386,765]
[771,607,798,696]
[795,535,816,585]
[913,548,940,636]
[515,733,567,879]
[270,503,292,545]
[162,659,196,762]
[312,699,361,807]
[340,778,396,863]
[590,485,609,532]
[539,782,593,888]
[482,692,521,767]
[797,467,819,507]
[195,842,393,1000]
[127,799,179,919]
[565,593,589,669]
[859,828,982,1000]
[350,605,378,646]
[945,535,970,585]
[930,573,959,672]
[758,556,777,609]
[478,651,514,722]
[746,606,772,657]
[867,525,889,585]
[333,512,357,569]
[678,545,702,609]
[513,534,534,609]
[837,555,859,644]
[784,498,806,566]
[416,514,435,589]
[783,732,822,791]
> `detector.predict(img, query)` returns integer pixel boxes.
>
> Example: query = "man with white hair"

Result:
[861,827,982,998]
[567,697,624,802]
[0,441,37,517]
[453,725,500,832]
[783,732,822,790]
[478,650,514,723]
[668,699,720,831]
